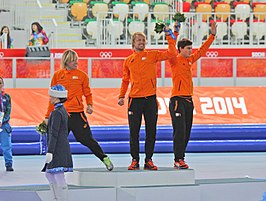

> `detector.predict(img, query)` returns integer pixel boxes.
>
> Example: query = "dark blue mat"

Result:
[1,124,266,155]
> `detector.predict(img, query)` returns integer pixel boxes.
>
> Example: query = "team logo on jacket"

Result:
[175,112,181,117]
[72,76,78,79]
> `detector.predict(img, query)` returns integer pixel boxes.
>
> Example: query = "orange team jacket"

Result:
[45,68,92,118]
[119,35,177,99]
[168,34,215,97]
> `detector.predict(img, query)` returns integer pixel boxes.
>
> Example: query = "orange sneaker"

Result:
[144,159,158,170]
[128,159,140,170]
[174,159,189,169]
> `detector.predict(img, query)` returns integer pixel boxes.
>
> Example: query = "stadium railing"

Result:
[0,56,265,88]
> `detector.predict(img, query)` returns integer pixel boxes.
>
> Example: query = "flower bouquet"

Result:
[36,121,47,135]
[154,21,177,40]
[172,12,186,22]
[154,22,166,34]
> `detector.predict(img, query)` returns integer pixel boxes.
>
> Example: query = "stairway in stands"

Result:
[5,0,86,48]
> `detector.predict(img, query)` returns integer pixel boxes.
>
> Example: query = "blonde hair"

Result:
[131,32,146,48]
[0,76,3,85]
[61,49,78,69]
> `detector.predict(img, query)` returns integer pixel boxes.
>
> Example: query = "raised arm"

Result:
[168,21,181,65]
[190,22,217,63]
[154,30,178,62]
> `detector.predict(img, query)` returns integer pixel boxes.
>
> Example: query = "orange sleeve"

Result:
[191,34,215,63]
[82,73,93,106]
[168,31,179,65]
[119,59,130,99]
[45,73,57,119]
[153,34,178,62]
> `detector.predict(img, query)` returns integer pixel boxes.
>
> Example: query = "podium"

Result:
[1,167,266,201]
[66,167,199,201]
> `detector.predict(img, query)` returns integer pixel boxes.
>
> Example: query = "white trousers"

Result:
[45,172,68,201]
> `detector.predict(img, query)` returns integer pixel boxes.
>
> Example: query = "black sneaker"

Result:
[6,166,14,172]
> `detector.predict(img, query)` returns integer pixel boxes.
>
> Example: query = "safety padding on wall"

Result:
[0,127,42,155]
[67,124,266,154]
[1,124,266,155]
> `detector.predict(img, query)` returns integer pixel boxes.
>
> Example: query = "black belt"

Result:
[176,95,192,99]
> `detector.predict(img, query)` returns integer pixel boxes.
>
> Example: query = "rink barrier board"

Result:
[0,124,266,155]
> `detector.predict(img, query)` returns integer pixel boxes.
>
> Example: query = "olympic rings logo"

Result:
[206,51,218,57]
[100,51,112,58]
[0,52,4,58]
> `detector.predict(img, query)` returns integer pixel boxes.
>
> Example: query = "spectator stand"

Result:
[2,0,266,48]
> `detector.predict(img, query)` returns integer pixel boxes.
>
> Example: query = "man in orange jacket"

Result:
[168,22,217,169]
[44,49,113,171]
[118,29,178,170]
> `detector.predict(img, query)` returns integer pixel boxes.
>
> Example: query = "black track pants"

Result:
[169,96,194,161]
[128,95,158,162]
[68,112,107,161]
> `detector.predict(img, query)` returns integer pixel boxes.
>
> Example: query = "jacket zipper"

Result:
[151,79,155,88]
[76,97,81,105]
[178,80,182,91]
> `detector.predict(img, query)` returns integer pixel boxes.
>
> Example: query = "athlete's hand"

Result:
[174,21,181,33]
[164,26,171,36]
[43,119,48,125]
[86,104,93,114]
[118,98,124,106]
[211,21,217,36]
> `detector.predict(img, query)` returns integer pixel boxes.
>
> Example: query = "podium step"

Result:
[1,171,266,201]
[66,167,195,187]
[0,185,116,201]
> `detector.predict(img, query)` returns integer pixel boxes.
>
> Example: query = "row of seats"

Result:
[70,1,266,23]
[195,3,266,21]
[199,21,266,41]
[85,19,266,43]
[181,1,266,11]
[61,0,263,7]
[60,0,266,10]
[60,0,174,6]
[71,1,173,21]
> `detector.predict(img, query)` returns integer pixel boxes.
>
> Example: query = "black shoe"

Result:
[6,166,14,172]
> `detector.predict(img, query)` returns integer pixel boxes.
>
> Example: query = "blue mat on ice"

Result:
[1,124,266,155]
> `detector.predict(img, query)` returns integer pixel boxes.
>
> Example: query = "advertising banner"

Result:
[7,87,266,126]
